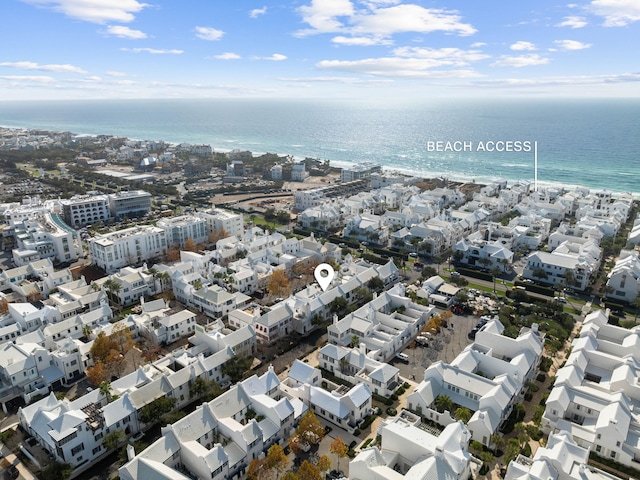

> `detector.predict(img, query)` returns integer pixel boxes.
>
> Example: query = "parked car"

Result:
[395,352,409,363]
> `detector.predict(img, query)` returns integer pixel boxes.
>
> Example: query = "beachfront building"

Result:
[107,190,152,220]
[327,283,435,363]
[340,161,382,182]
[406,318,543,447]
[157,214,208,248]
[293,180,369,211]
[88,225,167,273]
[505,430,623,480]
[606,250,640,304]
[291,163,309,181]
[350,414,472,480]
[541,309,640,467]
[60,194,110,228]
[298,204,343,232]
[318,344,401,397]
[119,366,302,480]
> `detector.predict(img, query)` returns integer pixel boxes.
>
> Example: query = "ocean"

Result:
[0,98,638,194]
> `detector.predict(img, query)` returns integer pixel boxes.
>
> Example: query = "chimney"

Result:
[126,444,136,461]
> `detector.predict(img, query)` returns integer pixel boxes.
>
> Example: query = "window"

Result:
[596,445,601,453]
[610,451,616,459]
[71,443,84,456]
[616,441,621,447]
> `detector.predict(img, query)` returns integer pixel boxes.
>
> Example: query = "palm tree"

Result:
[490,266,501,293]
[82,324,93,340]
[632,295,640,323]
[99,381,112,404]
[434,395,453,414]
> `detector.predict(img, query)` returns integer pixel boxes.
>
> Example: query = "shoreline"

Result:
[1,125,638,198]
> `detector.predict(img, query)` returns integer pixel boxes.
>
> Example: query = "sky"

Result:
[1,0,639,100]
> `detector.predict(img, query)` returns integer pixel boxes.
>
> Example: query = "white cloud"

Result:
[470,42,486,48]
[249,6,267,18]
[556,16,588,28]
[331,35,392,46]
[121,47,183,54]
[21,0,148,24]
[279,75,393,84]
[104,25,147,39]
[263,54,287,61]
[471,72,640,88]
[554,39,592,50]
[195,26,225,41]
[0,75,56,83]
[214,52,241,60]
[0,61,86,73]
[297,0,354,35]
[589,0,640,26]
[490,54,549,67]
[105,70,128,77]
[393,46,490,64]
[296,1,476,39]
[510,41,536,51]
[317,56,482,78]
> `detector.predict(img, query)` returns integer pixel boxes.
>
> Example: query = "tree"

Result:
[41,461,73,480]
[491,266,501,293]
[329,436,348,472]
[139,397,175,425]
[222,355,253,383]
[479,450,495,474]
[266,444,288,479]
[434,395,453,414]
[330,297,348,314]
[184,237,196,252]
[490,433,505,454]
[504,438,522,463]
[103,278,122,305]
[103,430,124,450]
[295,410,325,446]
[26,290,42,302]
[350,335,360,348]
[368,276,384,292]
[0,298,8,315]
[317,455,331,474]
[82,324,93,340]
[454,407,472,423]
[281,472,298,480]
[209,228,229,245]
[532,268,548,280]
[632,294,640,323]
[247,458,270,480]
[99,381,112,403]
[297,460,321,480]
[267,269,291,297]
[86,360,109,386]
[166,246,180,261]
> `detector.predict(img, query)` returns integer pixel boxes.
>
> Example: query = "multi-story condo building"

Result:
[13,213,81,265]
[157,214,208,248]
[340,161,382,182]
[542,309,640,467]
[61,194,110,228]
[108,190,152,219]
[198,208,244,239]
[88,225,167,273]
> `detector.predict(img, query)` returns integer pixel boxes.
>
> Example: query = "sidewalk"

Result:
[1,442,39,480]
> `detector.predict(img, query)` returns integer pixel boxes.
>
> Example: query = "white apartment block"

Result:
[94,265,157,306]
[406,318,543,447]
[606,250,640,303]
[199,208,244,239]
[280,360,372,432]
[542,309,640,467]
[350,414,472,480]
[318,343,401,397]
[328,284,435,363]
[89,225,167,274]
[291,163,308,181]
[523,241,600,292]
[13,213,81,264]
[61,194,110,228]
[119,367,303,480]
[340,161,382,182]
[157,214,208,248]
[108,190,152,219]
[453,237,514,272]
[505,431,623,480]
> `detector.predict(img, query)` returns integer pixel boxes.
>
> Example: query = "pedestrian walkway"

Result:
[1,442,39,480]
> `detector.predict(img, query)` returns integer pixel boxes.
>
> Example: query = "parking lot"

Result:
[391,310,477,381]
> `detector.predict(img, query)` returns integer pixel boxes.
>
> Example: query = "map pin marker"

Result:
[314,263,335,292]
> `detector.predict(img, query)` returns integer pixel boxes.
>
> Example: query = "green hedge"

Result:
[456,267,492,282]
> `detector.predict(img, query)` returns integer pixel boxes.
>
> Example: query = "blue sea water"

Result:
[0,98,638,194]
